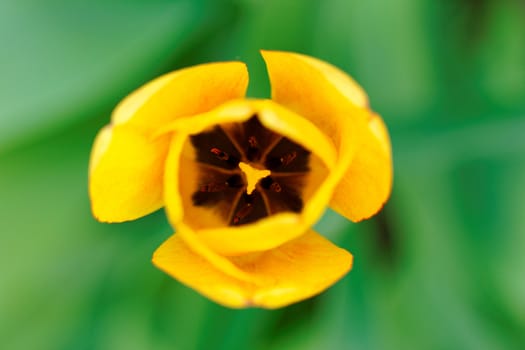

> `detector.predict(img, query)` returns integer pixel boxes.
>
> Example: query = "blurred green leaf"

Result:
[0,0,236,153]
[1,0,525,349]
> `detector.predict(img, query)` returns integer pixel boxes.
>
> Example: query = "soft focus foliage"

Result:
[1,0,525,349]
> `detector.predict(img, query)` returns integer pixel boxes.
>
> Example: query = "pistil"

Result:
[238,162,270,195]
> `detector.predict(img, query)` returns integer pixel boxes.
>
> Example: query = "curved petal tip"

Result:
[153,231,352,308]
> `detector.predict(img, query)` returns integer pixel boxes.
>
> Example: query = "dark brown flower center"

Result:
[189,115,310,226]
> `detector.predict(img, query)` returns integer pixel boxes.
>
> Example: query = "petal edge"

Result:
[152,230,353,309]
[112,61,249,131]
[330,113,393,222]
[89,125,169,222]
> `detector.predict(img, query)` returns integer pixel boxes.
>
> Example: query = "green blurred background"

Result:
[1,0,525,349]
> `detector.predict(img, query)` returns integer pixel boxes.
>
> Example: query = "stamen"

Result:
[232,203,253,225]
[270,182,282,192]
[210,147,230,161]
[280,151,297,166]
[226,174,244,188]
[265,138,309,172]
[260,175,304,213]
[199,182,227,192]
[248,136,258,148]
[247,135,260,161]
[190,126,241,169]
[260,176,281,192]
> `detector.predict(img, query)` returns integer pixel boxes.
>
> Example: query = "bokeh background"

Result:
[1,0,525,349]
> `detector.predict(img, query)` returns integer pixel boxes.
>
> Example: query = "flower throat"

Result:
[189,115,310,226]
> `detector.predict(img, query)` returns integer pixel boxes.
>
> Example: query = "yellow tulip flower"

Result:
[89,50,392,308]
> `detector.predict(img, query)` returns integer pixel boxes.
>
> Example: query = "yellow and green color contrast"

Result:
[88,50,393,308]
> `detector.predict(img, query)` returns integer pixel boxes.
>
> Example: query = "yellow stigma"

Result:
[238,162,270,194]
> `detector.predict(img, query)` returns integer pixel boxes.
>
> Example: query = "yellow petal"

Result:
[163,99,340,255]
[152,230,352,309]
[89,125,170,222]
[261,50,368,159]
[262,50,376,223]
[89,61,248,222]
[330,113,393,221]
[112,61,249,131]
[265,50,368,108]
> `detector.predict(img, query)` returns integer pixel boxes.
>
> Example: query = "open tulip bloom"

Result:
[89,50,393,308]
